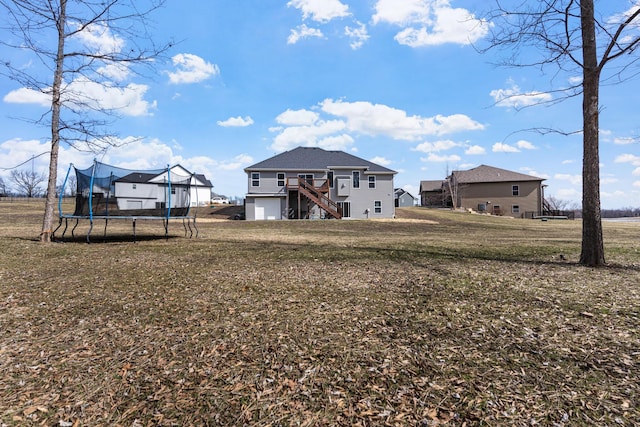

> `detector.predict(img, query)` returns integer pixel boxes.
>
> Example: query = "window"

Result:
[132,184,136,190]
[327,171,334,188]
[171,188,176,195]
[368,175,376,189]
[374,200,382,214]
[352,171,360,188]
[512,185,519,196]
[277,172,285,187]
[512,205,520,214]
[251,172,260,187]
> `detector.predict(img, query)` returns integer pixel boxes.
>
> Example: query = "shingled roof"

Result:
[245,147,396,174]
[452,165,544,184]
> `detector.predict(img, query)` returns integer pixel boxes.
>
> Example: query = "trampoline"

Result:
[54,160,206,242]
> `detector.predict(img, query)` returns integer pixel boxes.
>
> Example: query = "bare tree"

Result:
[10,169,47,197]
[0,176,7,196]
[483,1,640,266]
[0,0,172,242]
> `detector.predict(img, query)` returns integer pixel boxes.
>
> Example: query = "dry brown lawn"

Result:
[0,200,639,426]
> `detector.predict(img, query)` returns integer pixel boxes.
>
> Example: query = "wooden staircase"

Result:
[289,177,342,219]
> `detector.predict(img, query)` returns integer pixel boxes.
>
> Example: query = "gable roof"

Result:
[245,146,396,174]
[420,180,445,192]
[394,188,416,199]
[452,165,544,184]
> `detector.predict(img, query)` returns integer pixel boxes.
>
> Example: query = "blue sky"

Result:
[1,0,639,208]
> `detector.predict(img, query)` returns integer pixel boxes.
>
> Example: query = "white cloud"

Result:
[287,0,350,23]
[269,99,483,152]
[345,21,370,50]
[276,109,319,126]
[218,154,254,171]
[555,173,582,185]
[270,119,347,152]
[613,136,636,145]
[490,82,553,108]
[516,140,537,150]
[492,142,520,153]
[73,22,125,55]
[422,153,461,162]
[317,134,355,151]
[97,63,130,81]
[320,99,484,140]
[634,181,640,188]
[562,159,575,165]
[465,145,485,155]
[373,0,490,47]
[633,167,640,176]
[615,153,640,165]
[288,24,324,44]
[3,87,51,106]
[370,156,392,166]
[168,53,219,84]
[413,140,459,153]
[217,116,254,127]
[601,177,619,185]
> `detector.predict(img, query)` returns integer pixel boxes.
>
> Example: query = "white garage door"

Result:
[255,198,281,220]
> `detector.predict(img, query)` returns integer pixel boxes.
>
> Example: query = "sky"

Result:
[1,0,639,209]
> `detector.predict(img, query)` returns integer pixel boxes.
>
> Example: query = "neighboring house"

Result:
[394,188,416,207]
[419,180,446,207]
[113,165,213,211]
[420,165,546,218]
[244,146,397,220]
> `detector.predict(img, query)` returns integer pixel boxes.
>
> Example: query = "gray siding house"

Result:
[394,188,416,207]
[244,147,397,220]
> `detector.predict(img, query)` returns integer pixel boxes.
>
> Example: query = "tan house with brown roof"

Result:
[421,165,546,218]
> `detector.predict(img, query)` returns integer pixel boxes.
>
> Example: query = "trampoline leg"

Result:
[87,220,93,243]
[53,218,64,241]
[182,218,189,237]
[72,219,79,239]
[133,219,136,243]
[164,219,169,240]
[103,218,108,242]
[193,219,199,238]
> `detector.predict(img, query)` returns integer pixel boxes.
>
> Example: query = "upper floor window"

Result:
[277,172,285,187]
[512,185,519,196]
[368,175,376,189]
[251,172,260,187]
[352,171,360,188]
[171,188,176,195]
[132,184,136,190]
[327,171,334,188]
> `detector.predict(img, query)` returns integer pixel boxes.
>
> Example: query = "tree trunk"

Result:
[40,0,67,243]
[579,0,605,266]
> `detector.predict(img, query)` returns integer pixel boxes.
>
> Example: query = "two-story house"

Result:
[420,165,546,218]
[244,147,397,220]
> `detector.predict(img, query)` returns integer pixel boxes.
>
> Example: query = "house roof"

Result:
[115,172,158,183]
[452,165,545,184]
[420,180,444,192]
[245,146,396,174]
[394,188,416,199]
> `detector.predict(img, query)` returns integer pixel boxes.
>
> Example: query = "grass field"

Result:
[1,200,639,426]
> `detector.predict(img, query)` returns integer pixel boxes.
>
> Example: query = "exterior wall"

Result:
[245,196,286,220]
[245,168,395,220]
[457,181,542,217]
[190,186,211,206]
[115,182,158,210]
[396,193,415,207]
[329,170,395,219]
